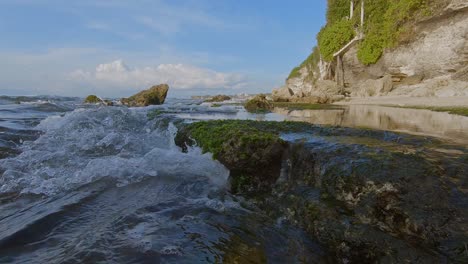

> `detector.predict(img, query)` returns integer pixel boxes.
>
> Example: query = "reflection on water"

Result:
[274,105,468,145]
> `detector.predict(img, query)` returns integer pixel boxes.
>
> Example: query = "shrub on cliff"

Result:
[318,19,355,62]
[357,0,432,64]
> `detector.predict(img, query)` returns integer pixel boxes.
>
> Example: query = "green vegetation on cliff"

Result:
[357,0,432,64]
[288,0,439,80]
[318,19,355,61]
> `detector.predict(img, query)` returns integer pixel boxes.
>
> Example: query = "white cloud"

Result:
[69,60,248,91]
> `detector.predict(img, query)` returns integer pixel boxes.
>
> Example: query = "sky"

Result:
[0,0,327,98]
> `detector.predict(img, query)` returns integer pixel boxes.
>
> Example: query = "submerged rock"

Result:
[244,94,273,112]
[121,84,169,107]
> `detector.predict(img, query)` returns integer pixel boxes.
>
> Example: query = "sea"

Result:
[0,95,467,263]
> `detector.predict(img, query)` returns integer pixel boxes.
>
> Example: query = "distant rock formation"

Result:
[83,95,102,104]
[204,95,232,103]
[244,94,273,112]
[121,84,169,107]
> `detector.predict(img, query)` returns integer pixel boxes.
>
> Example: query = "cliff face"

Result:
[275,0,468,101]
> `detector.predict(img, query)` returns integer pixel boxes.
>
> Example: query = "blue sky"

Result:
[0,0,326,97]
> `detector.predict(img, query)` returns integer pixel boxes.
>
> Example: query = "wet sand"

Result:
[334,96,468,107]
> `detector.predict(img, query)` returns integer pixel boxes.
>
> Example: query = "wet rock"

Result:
[244,94,273,112]
[265,138,468,263]
[121,84,169,107]
[176,119,468,262]
[175,120,290,194]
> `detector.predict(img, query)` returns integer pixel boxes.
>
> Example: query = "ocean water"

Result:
[0,96,322,264]
[0,96,467,263]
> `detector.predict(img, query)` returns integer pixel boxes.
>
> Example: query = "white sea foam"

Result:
[0,107,229,195]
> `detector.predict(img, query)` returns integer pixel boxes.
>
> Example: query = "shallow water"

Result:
[273,105,468,145]
[0,97,323,263]
[0,96,466,263]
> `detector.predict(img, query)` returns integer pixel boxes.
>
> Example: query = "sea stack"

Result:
[121,84,169,107]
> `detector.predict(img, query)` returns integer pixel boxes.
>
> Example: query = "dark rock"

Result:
[121,84,169,107]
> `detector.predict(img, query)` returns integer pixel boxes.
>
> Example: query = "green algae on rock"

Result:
[175,120,288,194]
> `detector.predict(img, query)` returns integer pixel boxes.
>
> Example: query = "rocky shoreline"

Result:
[174,119,468,263]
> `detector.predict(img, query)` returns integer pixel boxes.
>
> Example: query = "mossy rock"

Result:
[83,95,101,104]
[175,120,288,194]
[121,84,169,107]
[244,94,273,113]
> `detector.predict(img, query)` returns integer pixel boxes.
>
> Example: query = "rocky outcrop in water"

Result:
[244,94,273,112]
[204,95,231,103]
[121,84,169,107]
[176,119,468,262]
[175,120,288,194]
[83,95,101,104]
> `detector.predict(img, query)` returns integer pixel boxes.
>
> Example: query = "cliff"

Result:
[274,0,468,102]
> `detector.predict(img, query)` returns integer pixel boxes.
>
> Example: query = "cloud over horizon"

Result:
[69,60,248,92]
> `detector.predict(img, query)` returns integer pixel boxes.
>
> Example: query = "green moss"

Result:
[211,103,222,108]
[181,120,282,160]
[175,120,294,194]
[84,95,101,104]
